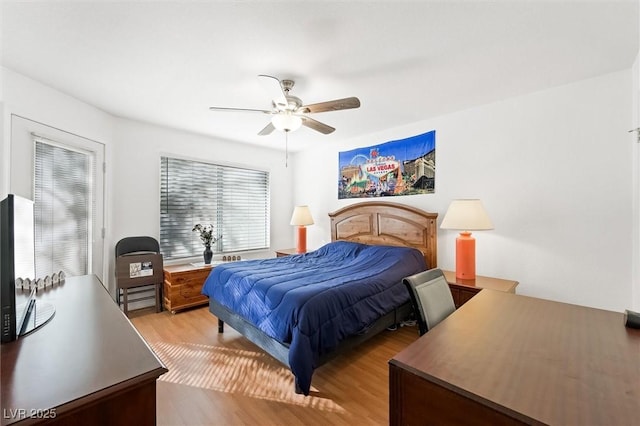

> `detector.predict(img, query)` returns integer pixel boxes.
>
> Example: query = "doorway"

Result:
[10,115,105,282]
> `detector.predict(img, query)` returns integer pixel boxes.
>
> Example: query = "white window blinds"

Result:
[160,157,270,260]
[34,140,93,278]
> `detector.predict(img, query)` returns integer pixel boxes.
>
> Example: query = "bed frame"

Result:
[209,201,438,393]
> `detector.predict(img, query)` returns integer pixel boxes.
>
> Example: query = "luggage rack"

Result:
[115,237,163,316]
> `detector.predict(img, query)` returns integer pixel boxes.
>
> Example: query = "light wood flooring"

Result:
[131,306,419,426]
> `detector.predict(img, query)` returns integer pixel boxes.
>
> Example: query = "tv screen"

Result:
[1,194,35,343]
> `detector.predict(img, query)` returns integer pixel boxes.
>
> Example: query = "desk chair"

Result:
[115,236,163,316]
[403,268,456,335]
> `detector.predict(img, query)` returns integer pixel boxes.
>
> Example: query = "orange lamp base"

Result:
[455,231,476,280]
[296,226,307,254]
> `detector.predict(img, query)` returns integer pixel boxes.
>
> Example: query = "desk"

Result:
[389,291,640,425]
[1,275,167,425]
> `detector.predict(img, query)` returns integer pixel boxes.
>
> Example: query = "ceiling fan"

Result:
[208,75,361,135]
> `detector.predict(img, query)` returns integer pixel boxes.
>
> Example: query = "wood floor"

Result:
[131,306,419,426]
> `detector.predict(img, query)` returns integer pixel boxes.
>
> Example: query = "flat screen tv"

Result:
[1,194,36,343]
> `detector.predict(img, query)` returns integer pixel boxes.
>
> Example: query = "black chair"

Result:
[403,268,456,335]
[115,236,163,316]
[116,236,160,257]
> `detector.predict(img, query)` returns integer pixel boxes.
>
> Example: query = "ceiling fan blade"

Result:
[209,106,272,114]
[301,116,335,134]
[257,74,287,108]
[300,97,360,114]
[258,122,275,136]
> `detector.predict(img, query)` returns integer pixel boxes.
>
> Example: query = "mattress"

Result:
[201,240,427,394]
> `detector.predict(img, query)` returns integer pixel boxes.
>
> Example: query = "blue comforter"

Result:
[201,241,426,394]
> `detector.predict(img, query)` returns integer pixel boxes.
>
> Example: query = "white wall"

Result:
[3,66,636,311]
[633,52,640,313]
[109,118,293,293]
[633,7,640,317]
[1,68,114,285]
[2,67,295,296]
[1,67,114,198]
[293,70,634,312]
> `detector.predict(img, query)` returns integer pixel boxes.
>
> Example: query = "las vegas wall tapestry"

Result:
[338,130,435,199]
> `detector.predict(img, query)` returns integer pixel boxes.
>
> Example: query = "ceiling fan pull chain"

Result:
[285,131,289,167]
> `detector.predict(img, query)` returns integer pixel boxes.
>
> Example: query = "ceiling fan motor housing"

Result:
[281,79,295,92]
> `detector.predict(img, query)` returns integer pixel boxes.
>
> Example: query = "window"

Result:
[34,139,95,278]
[160,156,270,260]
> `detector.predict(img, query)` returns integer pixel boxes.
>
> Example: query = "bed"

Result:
[202,201,438,395]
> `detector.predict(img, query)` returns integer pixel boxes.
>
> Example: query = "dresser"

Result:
[1,275,167,425]
[163,263,213,313]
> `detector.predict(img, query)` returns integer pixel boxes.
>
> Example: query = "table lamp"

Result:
[440,199,493,280]
[290,205,314,253]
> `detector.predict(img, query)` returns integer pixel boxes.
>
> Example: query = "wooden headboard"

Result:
[328,201,438,268]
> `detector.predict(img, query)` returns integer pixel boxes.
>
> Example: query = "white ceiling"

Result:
[2,1,638,152]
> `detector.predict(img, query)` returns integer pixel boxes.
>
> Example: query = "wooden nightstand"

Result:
[442,270,518,308]
[275,248,305,257]
[163,263,213,313]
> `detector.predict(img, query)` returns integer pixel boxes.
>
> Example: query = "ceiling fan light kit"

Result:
[209,74,360,136]
[271,113,302,132]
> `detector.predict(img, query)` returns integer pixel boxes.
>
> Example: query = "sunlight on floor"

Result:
[150,341,345,414]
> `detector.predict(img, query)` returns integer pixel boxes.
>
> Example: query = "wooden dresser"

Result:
[1,275,167,425]
[163,263,212,313]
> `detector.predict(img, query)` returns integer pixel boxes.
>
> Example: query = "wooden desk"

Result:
[1,275,167,425]
[442,270,518,308]
[389,291,640,425]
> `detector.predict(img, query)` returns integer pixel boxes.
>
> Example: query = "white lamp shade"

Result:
[290,205,314,226]
[272,113,302,132]
[440,199,494,231]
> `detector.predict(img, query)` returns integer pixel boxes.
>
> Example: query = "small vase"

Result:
[203,245,213,265]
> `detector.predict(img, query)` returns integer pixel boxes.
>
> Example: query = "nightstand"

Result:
[442,270,518,308]
[163,263,213,313]
[275,248,305,257]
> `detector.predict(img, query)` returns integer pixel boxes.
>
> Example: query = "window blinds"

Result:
[34,140,92,278]
[160,157,270,260]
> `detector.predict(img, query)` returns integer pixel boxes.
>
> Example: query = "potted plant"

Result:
[192,223,220,264]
